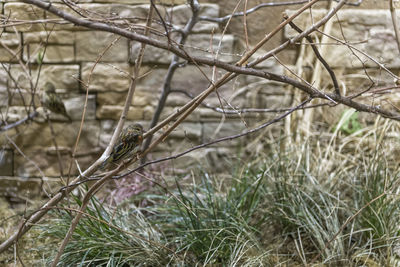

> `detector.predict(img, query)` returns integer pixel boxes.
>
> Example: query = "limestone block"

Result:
[200,107,263,121]
[44,4,92,31]
[185,34,237,62]
[8,88,41,107]
[76,31,129,62]
[94,0,185,5]
[168,122,202,140]
[97,89,157,106]
[0,33,22,62]
[40,65,80,91]
[8,64,80,92]
[96,105,145,120]
[284,9,400,68]
[3,106,29,123]
[14,121,100,149]
[0,150,13,176]
[130,34,237,64]
[24,43,75,63]
[0,177,42,198]
[14,148,100,177]
[136,66,168,91]
[0,67,8,107]
[24,31,75,45]
[4,3,45,32]
[64,94,97,121]
[203,121,247,142]
[170,65,246,97]
[81,62,131,92]
[130,39,173,65]
[109,4,166,21]
[167,4,219,33]
[159,106,200,122]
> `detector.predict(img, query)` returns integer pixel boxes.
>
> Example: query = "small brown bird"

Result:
[99,123,144,170]
[41,82,72,121]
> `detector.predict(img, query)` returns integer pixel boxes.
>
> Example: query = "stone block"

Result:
[14,147,100,177]
[0,66,8,107]
[81,62,131,92]
[24,43,75,63]
[14,121,100,149]
[284,9,400,68]
[159,106,200,122]
[4,3,45,32]
[130,34,237,64]
[109,4,166,21]
[8,88,41,107]
[166,4,219,33]
[168,122,202,140]
[0,33,22,62]
[97,89,157,106]
[96,105,145,120]
[94,0,185,4]
[64,94,97,121]
[0,177,42,199]
[203,121,247,143]
[76,31,129,62]
[136,66,168,91]
[8,64,80,92]
[23,31,75,45]
[170,65,244,96]
[0,149,13,176]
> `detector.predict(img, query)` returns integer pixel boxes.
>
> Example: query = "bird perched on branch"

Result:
[41,82,72,121]
[99,123,144,170]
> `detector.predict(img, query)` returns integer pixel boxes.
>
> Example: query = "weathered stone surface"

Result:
[0,150,13,176]
[24,31,75,44]
[4,3,45,32]
[159,106,200,122]
[136,67,167,91]
[285,9,400,68]
[169,122,202,140]
[0,67,8,107]
[8,88,41,107]
[167,4,219,33]
[8,64,80,92]
[0,33,22,62]
[203,121,247,142]
[170,65,240,95]
[96,105,145,120]
[97,89,157,106]
[14,148,99,177]
[81,62,131,92]
[185,34,237,62]
[0,177,42,198]
[130,34,237,64]
[41,65,80,91]
[64,94,97,121]
[14,121,100,149]
[109,4,166,20]
[94,0,185,5]
[24,44,75,63]
[76,31,129,62]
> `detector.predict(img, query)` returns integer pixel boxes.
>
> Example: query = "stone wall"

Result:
[0,0,284,196]
[0,0,399,197]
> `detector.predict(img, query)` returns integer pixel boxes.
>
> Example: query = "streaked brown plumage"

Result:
[41,82,72,121]
[99,123,144,170]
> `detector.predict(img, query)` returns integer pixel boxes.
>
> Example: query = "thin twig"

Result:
[390,0,400,54]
